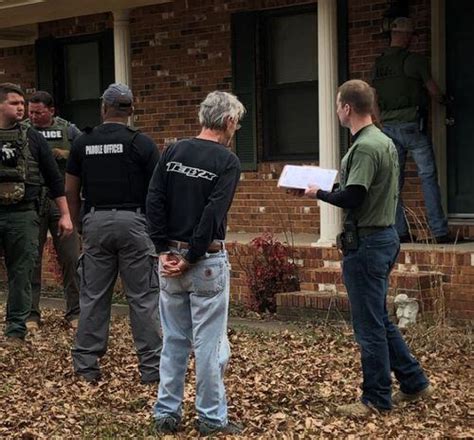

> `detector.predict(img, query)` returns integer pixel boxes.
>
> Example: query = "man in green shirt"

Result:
[297,80,433,416]
[372,17,451,243]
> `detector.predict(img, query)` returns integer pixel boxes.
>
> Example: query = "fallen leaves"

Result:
[0,306,472,438]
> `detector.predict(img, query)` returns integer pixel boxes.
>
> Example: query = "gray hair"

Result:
[198,91,246,130]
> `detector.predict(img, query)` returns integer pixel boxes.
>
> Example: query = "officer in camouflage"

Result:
[66,83,162,383]
[372,17,452,243]
[24,91,82,331]
[0,83,73,344]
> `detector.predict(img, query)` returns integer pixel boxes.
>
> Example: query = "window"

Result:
[263,10,318,159]
[65,41,101,101]
[232,6,319,169]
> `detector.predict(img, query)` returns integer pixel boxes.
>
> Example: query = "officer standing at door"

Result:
[372,17,451,243]
[65,83,162,383]
[24,91,82,331]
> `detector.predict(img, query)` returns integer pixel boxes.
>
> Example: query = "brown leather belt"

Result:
[167,240,225,253]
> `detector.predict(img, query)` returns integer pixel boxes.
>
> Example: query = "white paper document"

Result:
[277,165,338,191]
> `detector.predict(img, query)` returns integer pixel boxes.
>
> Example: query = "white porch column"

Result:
[113,9,131,86]
[317,0,342,246]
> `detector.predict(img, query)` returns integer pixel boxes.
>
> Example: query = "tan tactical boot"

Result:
[335,401,380,417]
[392,384,434,405]
[1,336,25,349]
[26,321,40,333]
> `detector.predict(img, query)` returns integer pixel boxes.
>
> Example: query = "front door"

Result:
[446,0,474,216]
[35,30,114,130]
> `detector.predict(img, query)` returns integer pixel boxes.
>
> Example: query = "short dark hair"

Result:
[0,82,24,102]
[338,80,374,115]
[102,102,133,118]
[29,90,54,107]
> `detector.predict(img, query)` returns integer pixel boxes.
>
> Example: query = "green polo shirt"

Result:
[341,124,399,227]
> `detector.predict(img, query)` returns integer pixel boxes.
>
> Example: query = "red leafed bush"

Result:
[245,233,300,313]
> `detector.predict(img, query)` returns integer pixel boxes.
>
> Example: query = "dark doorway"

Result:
[35,30,114,130]
[446,1,474,216]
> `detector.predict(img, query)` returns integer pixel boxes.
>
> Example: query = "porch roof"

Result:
[0,0,172,29]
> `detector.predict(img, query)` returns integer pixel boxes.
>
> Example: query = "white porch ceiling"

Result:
[0,0,172,29]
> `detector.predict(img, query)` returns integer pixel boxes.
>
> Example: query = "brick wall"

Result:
[38,13,112,38]
[0,45,35,91]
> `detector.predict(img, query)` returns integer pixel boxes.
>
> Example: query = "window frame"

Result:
[260,4,319,162]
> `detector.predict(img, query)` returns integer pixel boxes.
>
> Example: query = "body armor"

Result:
[23,117,73,175]
[0,125,41,205]
[373,49,424,114]
[82,125,145,210]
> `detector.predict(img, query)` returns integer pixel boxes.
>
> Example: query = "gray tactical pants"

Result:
[72,209,162,382]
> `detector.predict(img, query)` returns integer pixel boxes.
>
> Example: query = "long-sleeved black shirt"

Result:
[316,185,366,209]
[146,137,241,263]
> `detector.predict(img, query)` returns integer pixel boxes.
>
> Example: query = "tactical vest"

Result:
[24,117,73,175]
[81,125,146,210]
[373,49,424,113]
[0,125,42,205]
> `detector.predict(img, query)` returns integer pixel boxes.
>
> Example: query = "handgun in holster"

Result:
[336,217,359,255]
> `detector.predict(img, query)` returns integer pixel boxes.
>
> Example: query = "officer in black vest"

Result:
[24,91,82,331]
[65,83,162,383]
[0,83,73,344]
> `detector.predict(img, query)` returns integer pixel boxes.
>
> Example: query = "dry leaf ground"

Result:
[0,306,472,439]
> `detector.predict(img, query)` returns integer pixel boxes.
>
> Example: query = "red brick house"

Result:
[0,0,472,320]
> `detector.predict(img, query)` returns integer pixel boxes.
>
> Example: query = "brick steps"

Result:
[275,290,351,321]
[275,268,446,321]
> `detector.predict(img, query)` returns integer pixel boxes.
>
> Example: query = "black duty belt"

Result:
[87,206,143,214]
[357,226,389,237]
[167,240,225,253]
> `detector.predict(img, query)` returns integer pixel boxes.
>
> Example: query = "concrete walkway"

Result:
[0,294,298,333]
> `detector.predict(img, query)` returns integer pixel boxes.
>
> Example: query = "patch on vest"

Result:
[166,161,218,181]
[85,144,124,155]
[39,129,63,140]
[0,182,25,205]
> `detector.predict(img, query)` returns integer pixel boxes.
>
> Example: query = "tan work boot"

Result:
[26,321,40,333]
[1,336,25,348]
[392,384,434,405]
[335,401,380,417]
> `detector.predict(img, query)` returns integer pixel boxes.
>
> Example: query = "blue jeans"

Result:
[383,123,448,238]
[342,227,429,410]
[154,250,230,426]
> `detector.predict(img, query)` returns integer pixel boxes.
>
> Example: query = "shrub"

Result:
[243,233,300,313]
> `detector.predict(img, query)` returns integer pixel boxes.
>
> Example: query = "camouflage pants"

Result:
[0,208,39,338]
